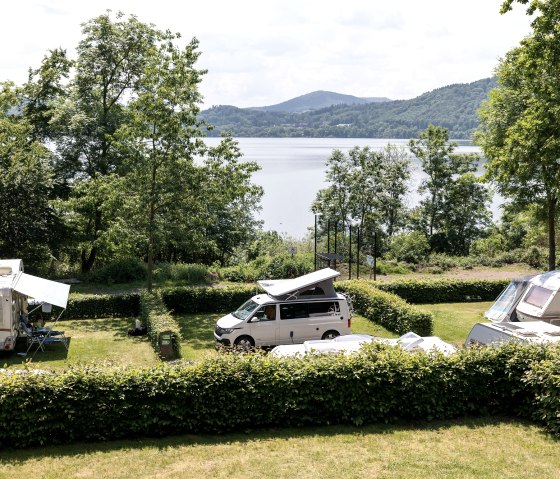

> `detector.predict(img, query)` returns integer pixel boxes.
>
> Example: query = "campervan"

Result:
[0,259,70,351]
[465,320,560,347]
[214,268,352,349]
[270,332,457,358]
[484,270,560,324]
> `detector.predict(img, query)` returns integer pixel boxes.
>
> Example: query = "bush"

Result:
[336,280,433,336]
[153,263,210,284]
[388,231,430,264]
[525,355,560,437]
[218,254,313,283]
[89,258,147,284]
[60,293,140,319]
[140,292,182,360]
[161,285,258,314]
[0,343,556,448]
[375,279,511,304]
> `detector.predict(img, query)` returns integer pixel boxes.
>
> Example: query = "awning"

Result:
[257,268,340,297]
[13,273,71,309]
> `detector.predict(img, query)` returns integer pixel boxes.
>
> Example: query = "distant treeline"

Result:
[201,78,496,139]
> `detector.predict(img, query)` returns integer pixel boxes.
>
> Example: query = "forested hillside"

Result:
[201,78,495,139]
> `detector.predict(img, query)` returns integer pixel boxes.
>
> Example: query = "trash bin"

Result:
[158,330,176,359]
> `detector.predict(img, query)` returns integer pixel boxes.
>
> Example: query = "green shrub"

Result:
[389,231,430,264]
[161,285,258,314]
[0,343,555,448]
[60,293,140,319]
[375,279,511,304]
[140,292,182,360]
[263,253,313,279]
[336,280,433,336]
[90,258,147,284]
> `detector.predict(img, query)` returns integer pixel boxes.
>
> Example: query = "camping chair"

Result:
[18,314,68,356]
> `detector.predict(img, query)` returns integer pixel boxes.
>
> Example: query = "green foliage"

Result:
[375,279,511,304]
[153,263,211,284]
[140,292,182,360]
[336,280,433,336]
[388,231,430,264]
[0,343,556,448]
[525,355,560,437]
[161,285,258,314]
[219,254,313,283]
[61,293,141,319]
[89,258,147,284]
[201,78,496,139]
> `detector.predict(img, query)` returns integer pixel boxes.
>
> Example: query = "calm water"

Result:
[203,137,491,239]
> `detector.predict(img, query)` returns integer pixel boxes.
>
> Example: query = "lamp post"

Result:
[314,213,321,271]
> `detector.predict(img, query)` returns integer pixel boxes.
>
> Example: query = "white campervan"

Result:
[0,259,71,351]
[214,268,352,349]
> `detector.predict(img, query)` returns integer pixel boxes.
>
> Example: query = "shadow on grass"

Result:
[0,338,71,366]
[175,313,222,350]
[0,416,549,462]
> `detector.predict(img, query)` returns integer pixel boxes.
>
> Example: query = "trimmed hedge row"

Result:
[0,343,557,448]
[60,293,140,319]
[161,285,259,314]
[140,292,182,360]
[336,280,433,336]
[525,358,560,437]
[375,279,511,304]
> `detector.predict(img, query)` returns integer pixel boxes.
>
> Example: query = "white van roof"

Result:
[257,268,340,297]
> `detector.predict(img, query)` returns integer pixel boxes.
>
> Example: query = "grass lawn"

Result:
[0,317,158,370]
[0,419,559,479]
[416,302,491,346]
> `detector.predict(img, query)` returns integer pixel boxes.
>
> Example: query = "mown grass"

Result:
[0,419,558,479]
[0,317,158,370]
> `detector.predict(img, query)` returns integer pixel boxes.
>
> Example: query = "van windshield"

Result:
[232,300,259,320]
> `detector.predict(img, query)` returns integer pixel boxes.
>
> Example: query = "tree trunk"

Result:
[548,196,557,271]
[81,246,97,273]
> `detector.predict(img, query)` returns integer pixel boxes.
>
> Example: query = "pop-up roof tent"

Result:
[257,268,339,299]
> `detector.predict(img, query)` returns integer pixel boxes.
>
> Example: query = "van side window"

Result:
[300,287,324,296]
[280,303,309,320]
[308,301,340,316]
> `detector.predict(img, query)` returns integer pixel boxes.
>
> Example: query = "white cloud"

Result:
[1,0,534,108]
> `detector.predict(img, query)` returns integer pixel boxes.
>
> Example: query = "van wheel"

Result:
[322,330,339,340]
[234,336,255,351]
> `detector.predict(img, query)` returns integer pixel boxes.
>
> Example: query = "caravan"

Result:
[214,268,352,349]
[484,270,560,324]
[0,259,70,351]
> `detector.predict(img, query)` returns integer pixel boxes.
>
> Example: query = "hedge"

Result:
[56,293,140,320]
[375,279,511,304]
[336,280,433,336]
[140,292,182,360]
[525,358,560,437]
[0,343,557,448]
[161,285,259,314]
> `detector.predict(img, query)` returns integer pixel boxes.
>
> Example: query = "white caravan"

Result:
[270,332,457,358]
[484,270,560,324]
[0,259,70,351]
[214,268,352,349]
[465,320,560,347]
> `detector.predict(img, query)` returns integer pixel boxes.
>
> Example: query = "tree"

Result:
[53,11,165,272]
[114,36,208,290]
[0,83,58,270]
[476,0,560,270]
[409,125,478,237]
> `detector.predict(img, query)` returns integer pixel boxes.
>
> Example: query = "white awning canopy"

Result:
[13,273,71,309]
[257,268,340,297]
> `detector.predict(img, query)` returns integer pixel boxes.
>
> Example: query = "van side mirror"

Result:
[251,316,260,323]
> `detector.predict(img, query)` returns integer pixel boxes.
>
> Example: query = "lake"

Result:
[203,137,492,239]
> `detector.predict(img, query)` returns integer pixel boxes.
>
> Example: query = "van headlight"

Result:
[216,326,235,335]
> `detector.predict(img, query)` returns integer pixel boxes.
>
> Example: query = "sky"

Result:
[2,0,534,109]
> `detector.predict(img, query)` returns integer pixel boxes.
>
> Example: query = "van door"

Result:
[247,304,279,346]
[277,302,312,344]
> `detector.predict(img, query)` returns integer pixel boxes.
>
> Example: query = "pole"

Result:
[349,225,352,280]
[373,230,377,281]
[357,226,360,279]
[327,220,331,268]
[314,214,317,271]
[334,221,338,271]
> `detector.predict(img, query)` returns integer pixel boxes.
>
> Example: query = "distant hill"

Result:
[200,78,496,139]
[249,90,391,113]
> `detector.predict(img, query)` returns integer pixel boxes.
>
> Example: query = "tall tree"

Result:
[409,125,478,238]
[477,0,560,270]
[55,11,165,272]
[0,83,58,270]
